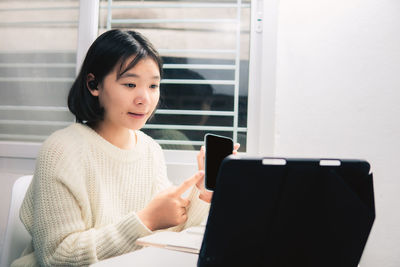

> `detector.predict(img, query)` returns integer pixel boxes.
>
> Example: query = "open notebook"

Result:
[135,225,205,254]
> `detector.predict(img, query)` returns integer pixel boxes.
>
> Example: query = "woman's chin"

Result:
[125,121,147,131]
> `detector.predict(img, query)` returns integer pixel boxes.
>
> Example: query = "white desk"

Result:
[91,247,363,267]
[91,247,198,267]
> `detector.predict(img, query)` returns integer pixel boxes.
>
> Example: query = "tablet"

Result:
[198,156,375,267]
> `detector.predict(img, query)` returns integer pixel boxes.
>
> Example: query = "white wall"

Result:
[272,0,400,266]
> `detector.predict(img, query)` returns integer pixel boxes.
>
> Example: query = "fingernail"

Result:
[199,170,205,176]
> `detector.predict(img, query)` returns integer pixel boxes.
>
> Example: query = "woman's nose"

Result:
[134,87,149,105]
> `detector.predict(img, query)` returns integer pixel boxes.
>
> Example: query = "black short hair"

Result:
[68,29,163,124]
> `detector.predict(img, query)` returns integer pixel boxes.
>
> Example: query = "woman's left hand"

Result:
[196,143,240,203]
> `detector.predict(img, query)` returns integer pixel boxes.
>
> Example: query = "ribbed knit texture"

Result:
[11,123,210,267]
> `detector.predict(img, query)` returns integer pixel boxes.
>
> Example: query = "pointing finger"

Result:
[174,171,204,196]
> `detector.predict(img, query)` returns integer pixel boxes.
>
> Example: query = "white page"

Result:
[136,229,204,254]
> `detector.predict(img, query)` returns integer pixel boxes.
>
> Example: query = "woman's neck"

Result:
[90,120,136,150]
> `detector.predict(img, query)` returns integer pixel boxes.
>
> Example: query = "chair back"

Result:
[0,175,32,267]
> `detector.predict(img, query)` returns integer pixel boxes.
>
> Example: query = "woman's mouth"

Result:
[128,112,146,119]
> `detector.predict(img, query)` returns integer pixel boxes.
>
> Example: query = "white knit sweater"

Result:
[11,123,209,267]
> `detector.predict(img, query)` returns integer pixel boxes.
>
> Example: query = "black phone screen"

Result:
[205,134,234,190]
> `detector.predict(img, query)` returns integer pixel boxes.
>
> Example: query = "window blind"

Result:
[99,0,251,151]
[0,0,79,141]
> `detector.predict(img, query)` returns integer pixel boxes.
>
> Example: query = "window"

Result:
[0,0,78,142]
[0,0,258,160]
[99,0,251,151]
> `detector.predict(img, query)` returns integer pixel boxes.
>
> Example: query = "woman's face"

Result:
[90,57,160,131]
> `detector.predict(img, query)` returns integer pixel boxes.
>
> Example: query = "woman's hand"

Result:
[196,143,240,203]
[137,172,204,231]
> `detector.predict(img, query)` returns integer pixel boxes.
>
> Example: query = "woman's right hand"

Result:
[137,171,204,231]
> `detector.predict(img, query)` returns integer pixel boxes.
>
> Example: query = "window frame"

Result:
[0,0,278,168]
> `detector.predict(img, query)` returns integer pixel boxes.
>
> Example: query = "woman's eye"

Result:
[150,84,159,89]
[125,83,136,88]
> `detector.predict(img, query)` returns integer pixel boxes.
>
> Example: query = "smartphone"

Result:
[204,133,234,191]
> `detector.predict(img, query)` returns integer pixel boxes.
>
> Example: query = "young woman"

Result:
[11,29,238,267]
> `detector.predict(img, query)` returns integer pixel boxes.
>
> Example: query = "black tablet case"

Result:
[198,156,375,267]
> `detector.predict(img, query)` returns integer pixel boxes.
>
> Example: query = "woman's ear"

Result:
[87,73,99,96]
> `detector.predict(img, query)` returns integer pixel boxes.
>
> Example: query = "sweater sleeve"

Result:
[22,140,152,267]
